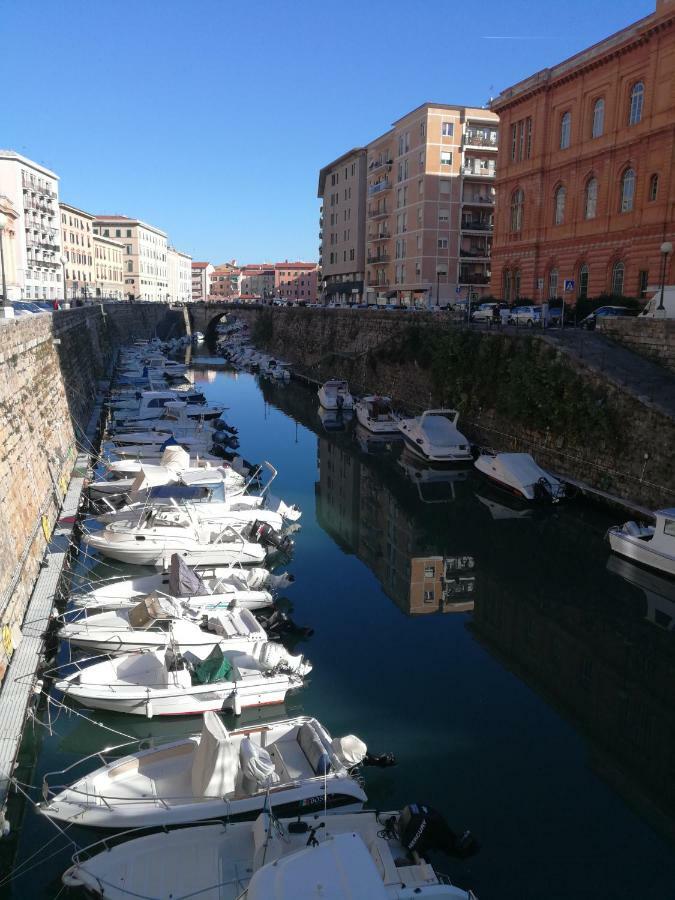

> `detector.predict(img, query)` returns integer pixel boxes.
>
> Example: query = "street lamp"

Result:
[60,254,68,308]
[657,241,672,312]
[0,212,12,317]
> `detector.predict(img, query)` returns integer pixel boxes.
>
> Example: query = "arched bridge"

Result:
[187,302,262,339]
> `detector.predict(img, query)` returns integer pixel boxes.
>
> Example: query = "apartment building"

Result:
[167,247,192,303]
[274,262,319,301]
[239,264,274,300]
[364,103,499,307]
[490,0,674,303]
[210,262,241,300]
[93,233,124,299]
[94,216,168,301]
[0,150,62,301]
[0,193,21,301]
[192,262,214,300]
[317,148,367,304]
[59,203,94,300]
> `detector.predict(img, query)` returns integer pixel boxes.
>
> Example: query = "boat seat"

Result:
[269,738,312,782]
[191,712,239,799]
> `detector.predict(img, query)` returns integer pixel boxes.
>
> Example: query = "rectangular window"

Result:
[440,179,450,195]
[442,122,454,137]
[115,229,121,237]
[526,117,532,158]
[518,120,525,160]
[440,151,452,166]
[638,269,649,299]
[438,238,448,249]
[439,209,449,222]
[511,124,517,161]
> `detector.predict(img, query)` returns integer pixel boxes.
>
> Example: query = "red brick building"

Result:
[274,262,319,302]
[490,0,674,305]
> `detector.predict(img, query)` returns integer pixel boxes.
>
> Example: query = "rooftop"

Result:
[59,202,95,219]
[317,147,366,196]
[0,150,59,181]
[94,215,167,237]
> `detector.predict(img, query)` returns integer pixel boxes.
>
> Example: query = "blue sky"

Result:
[1,0,653,264]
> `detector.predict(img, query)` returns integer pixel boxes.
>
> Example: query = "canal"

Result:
[5,363,675,898]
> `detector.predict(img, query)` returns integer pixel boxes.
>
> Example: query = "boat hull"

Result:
[400,432,472,465]
[608,530,675,577]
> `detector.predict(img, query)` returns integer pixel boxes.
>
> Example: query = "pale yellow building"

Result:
[94,216,168,301]
[59,203,95,300]
[364,103,498,306]
[93,233,124,300]
[167,247,192,303]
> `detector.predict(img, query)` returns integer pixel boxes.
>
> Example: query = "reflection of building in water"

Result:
[315,438,475,614]
[192,368,217,384]
[471,568,675,837]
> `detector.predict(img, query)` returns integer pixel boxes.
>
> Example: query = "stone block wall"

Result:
[0,303,186,681]
[231,307,675,509]
[597,317,675,373]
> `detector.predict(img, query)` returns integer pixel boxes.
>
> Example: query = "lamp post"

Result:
[657,241,672,312]
[60,254,68,308]
[0,212,11,317]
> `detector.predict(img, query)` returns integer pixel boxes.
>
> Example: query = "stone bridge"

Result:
[187,301,264,339]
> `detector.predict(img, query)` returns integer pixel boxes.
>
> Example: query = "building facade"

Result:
[274,262,319,301]
[317,148,367,304]
[0,194,21,300]
[167,247,192,303]
[364,103,499,307]
[93,216,168,301]
[239,264,274,300]
[192,262,214,300]
[490,0,674,304]
[210,262,241,300]
[59,203,95,300]
[0,150,62,301]
[93,233,124,300]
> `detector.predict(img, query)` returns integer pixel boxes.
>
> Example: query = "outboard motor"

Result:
[258,608,313,640]
[397,804,479,859]
[215,419,238,435]
[534,477,554,503]
[336,394,344,410]
[363,750,397,768]
[251,520,294,555]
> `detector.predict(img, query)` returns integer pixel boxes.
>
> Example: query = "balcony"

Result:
[367,253,390,264]
[459,249,491,262]
[461,194,495,207]
[367,230,391,242]
[366,279,390,288]
[461,220,492,232]
[464,132,498,150]
[462,164,495,179]
[368,180,391,196]
[367,207,389,220]
[368,158,393,171]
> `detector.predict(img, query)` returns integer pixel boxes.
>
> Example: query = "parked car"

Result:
[579,306,637,330]
[470,302,499,323]
[509,305,542,327]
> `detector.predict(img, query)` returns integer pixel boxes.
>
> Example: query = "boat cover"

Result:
[161,445,190,470]
[240,737,279,786]
[421,415,463,449]
[192,646,233,684]
[331,734,367,767]
[127,593,182,628]
[169,554,209,596]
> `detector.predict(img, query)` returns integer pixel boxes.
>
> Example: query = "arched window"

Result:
[513,269,521,300]
[611,261,625,296]
[510,189,524,232]
[554,185,566,225]
[578,264,589,299]
[560,112,571,149]
[548,268,559,299]
[503,269,512,302]
[592,99,605,138]
[649,173,659,202]
[620,169,636,212]
[584,177,598,219]
[629,82,644,125]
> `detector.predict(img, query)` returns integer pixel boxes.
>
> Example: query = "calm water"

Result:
[4,364,675,898]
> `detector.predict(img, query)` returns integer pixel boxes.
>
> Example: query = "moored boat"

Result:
[607,508,675,577]
[397,410,472,464]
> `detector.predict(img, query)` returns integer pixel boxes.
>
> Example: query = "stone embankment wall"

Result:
[597,317,675,373]
[232,307,675,509]
[0,303,186,681]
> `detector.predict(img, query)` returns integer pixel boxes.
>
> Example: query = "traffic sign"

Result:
[455,286,461,294]
[564,279,575,291]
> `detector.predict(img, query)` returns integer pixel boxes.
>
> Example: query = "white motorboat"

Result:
[70,554,290,613]
[58,595,267,655]
[41,713,367,829]
[317,379,354,410]
[474,452,566,502]
[94,498,286,534]
[397,410,472,464]
[62,806,477,899]
[82,510,270,568]
[607,508,675,577]
[109,388,210,414]
[89,457,247,502]
[54,641,310,717]
[355,395,400,435]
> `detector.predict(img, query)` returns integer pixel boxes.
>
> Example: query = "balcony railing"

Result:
[368,158,393,171]
[462,165,495,178]
[22,177,56,197]
[366,280,389,288]
[367,207,388,219]
[461,221,492,232]
[368,180,391,196]
[461,195,495,206]
[460,249,491,260]
[367,253,390,264]
[464,132,498,149]
[367,231,391,242]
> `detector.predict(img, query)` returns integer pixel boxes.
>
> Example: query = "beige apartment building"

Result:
[363,103,498,306]
[59,203,95,300]
[317,148,367,304]
[192,262,214,300]
[239,264,274,300]
[93,233,124,300]
[93,216,168,301]
[167,246,192,303]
